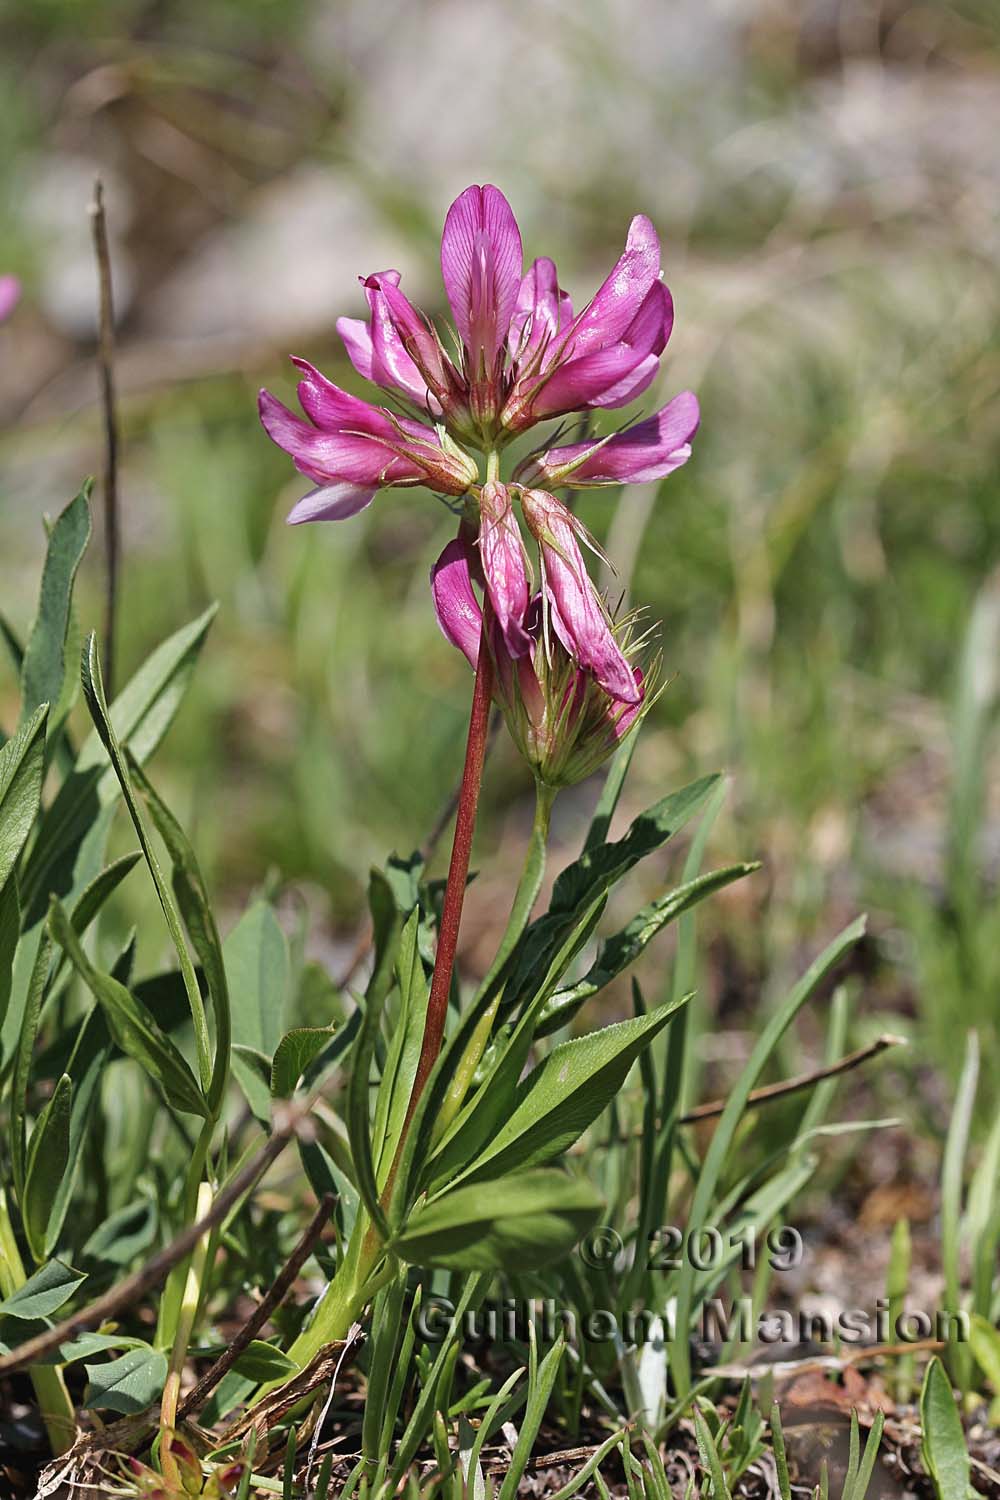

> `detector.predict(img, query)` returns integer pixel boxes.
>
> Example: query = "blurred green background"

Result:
[1,0,999,1102]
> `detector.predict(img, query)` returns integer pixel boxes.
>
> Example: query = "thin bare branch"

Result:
[678,1032,906,1125]
[89,179,121,696]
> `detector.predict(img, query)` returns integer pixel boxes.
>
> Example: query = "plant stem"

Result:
[401,614,495,1133]
[276,607,498,1378]
[159,1179,213,1477]
[0,1189,76,1455]
[435,777,555,1136]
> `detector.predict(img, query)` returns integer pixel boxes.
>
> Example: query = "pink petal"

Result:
[565,214,661,358]
[621,280,673,357]
[431,538,482,668]
[521,489,640,705]
[287,484,376,524]
[441,184,523,362]
[545,392,700,484]
[583,353,660,410]
[368,274,458,400]
[509,257,573,364]
[527,342,652,420]
[478,481,532,658]
[258,387,419,486]
[336,316,377,384]
[290,358,396,436]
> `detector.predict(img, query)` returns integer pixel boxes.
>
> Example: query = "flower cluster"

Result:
[259,184,697,783]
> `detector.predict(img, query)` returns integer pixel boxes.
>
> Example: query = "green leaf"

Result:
[504,775,720,1014]
[426,894,608,1194]
[584,735,637,852]
[473,783,552,1005]
[969,1315,1000,1421]
[232,1044,273,1123]
[693,1404,732,1500]
[0,1258,86,1320]
[552,775,721,915]
[373,909,428,1176]
[0,704,48,897]
[391,1170,603,1271]
[45,1331,147,1367]
[21,605,217,913]
[460,1002,688,1184]
[23,1072,73,1261]
[48,898,208,1118]
[497,1333,566,1500]
[1,803,117,1070]
[537,863,756,1036]
[11,861,130,1203]
[83,1198,157,1267]
[920,1357,971,1500]
[224,900,288,1060]
[0,870,19,1036]
[941,1031,977,1390]
[190,1337,299,1383]
[270,1027,337,1099]
[79,634,213,1095]
[11,933,55,1200]
[19,485,91,728]
[346,989,390,1240]
[83,1345,168,1414]
[128,754,231,1117]
[65,851,142,939]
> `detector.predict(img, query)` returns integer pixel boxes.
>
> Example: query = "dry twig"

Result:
[89,179,121,695]
[677,1032,905,1125]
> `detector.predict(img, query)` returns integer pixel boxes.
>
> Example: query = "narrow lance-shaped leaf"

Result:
[391,1170,603,1272]
[374,908,429,1178]
[920,1357,970,1500]
[426,892,608,1194]
[48,898,207,1119]
[537,861,757,1037]
[503,774,721,1014]
[23,1073,73,1262]
[78,634,213,1095]
[19,485,91,730]
[458,1000,690,1184]
[128,754,231,1117]
[0,705,48,898]
[21,604,217,914]
[223,900,288,1061]
[0,874,17,1037]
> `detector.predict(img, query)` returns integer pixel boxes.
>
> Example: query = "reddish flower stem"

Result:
[403,618,494,1130]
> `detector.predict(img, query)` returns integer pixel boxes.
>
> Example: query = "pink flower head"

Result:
[0,275,20,324]
[522,391,700,489]
[259,358,477,523]
[430,531,654,787]
[519,488,640,705]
